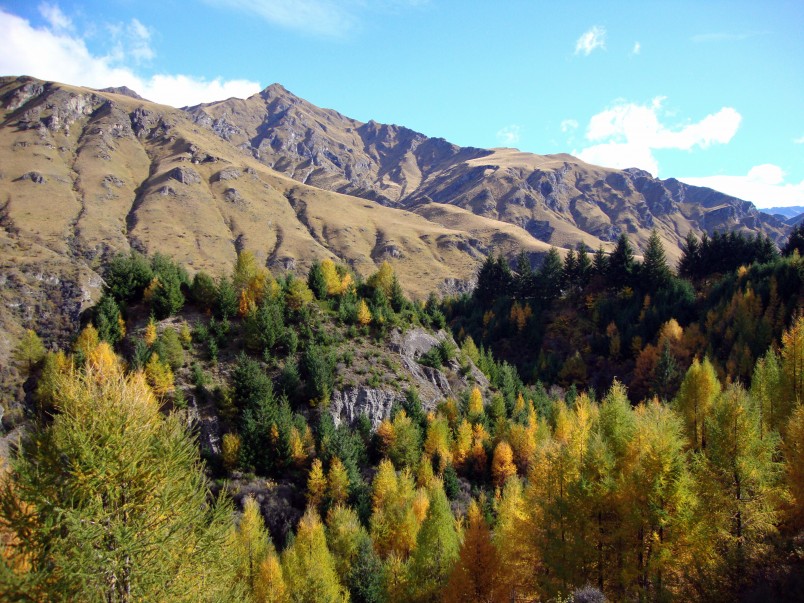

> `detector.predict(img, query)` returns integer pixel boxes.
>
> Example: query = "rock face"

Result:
[330,387,404,430]
[330,327,490,430]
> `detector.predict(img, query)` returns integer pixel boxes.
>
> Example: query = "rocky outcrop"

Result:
[330,387,404,429]
[167,166,201,185]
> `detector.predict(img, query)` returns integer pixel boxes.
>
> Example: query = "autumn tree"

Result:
[281,508,348,602]
[491,440,517,487]
[674,357,721,451]
[406,480,460,602]
[0,352,242,602]
[443,500,504,603]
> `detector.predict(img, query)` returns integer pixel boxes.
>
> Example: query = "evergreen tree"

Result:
[592,244,608,276]
[94,294,125,345]
[607,233,636,289]
[538,247,563,302]
[307,261,328,300]
[641,229,672,290]
[515,250,535,298]
[678,231,701,280]
[782,223,804,256]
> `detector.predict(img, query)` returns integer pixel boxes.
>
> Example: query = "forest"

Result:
[1,227,803,602]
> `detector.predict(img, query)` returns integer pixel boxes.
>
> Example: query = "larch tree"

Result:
[405,480,460,602]
[699,383,783,588]
[443,500,504,603]
[281,508,348,603]
[673,357,721,451]
[12,329,45,376]
[491,441,517,487]
[232,496,273,598]
[783,403,804,529]
[0,347,243,602]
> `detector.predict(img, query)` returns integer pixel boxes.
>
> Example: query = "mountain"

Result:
[0,75,789,398]
[761,205,804,224]
[187,83,788,262]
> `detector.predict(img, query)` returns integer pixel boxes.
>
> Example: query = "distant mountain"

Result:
[0,75,789,396]
[762,205,804,219]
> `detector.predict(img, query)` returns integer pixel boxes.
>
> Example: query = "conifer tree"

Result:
[491,440,517,487]
[538,247,563,302]
[281,508,348,603]
[325,505,366,587]
[406,480,460,602]
[443,500,504,603]
[784,403,804,528]
[12,329,46,376]
[0,353,242,602]
[608,233,636,289]
[327,457,350,507]
[641,229,672,290]
[307,459,327,509]
[674,357,721,451]
[233,497,272,597]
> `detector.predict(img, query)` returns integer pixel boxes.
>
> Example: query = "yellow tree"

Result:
[356,299,372,326]
[468,386,484,419]
[370,459,419,559]
[307,459,327,510]
[327,457,350,507]
[12,329,46,376]
[491,441,517,487]
[281,508,348,602]
[232,497,272,597]
[784,403,804,529]
[0,355,242,602]
[367,261,394,297]
[144,352,175,399]
[673,357,721,451]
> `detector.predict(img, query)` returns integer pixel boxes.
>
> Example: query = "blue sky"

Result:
[2,1,802,207]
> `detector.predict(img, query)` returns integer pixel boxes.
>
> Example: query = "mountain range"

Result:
[0,75,789,395]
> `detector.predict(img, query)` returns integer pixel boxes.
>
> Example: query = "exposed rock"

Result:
[158,185,175,196]
[186,399,222,457]
[102,174,125,188]
[17,171,45,184]
[167,166,201,185]
[213,167,241,182]
[330,387,404,429]
[224,188,242,203]
[98,86,144,100]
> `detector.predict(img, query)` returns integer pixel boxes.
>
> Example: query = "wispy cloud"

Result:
[0,7,262,107]
[794,135,804,144]
[680,165,804,209]
[632,41,641,55]
[574,97,741,176]
[575,25,606,56]
[202,0,427,39]
[496,125,521,146]
[203,0,355,38]
[560,119,578,133]
[38,2,72,31]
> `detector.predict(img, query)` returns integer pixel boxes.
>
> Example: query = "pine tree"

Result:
[538,247,563,302]
[608,233,636,290]
[640,229,672,290]
[784,403,804,529]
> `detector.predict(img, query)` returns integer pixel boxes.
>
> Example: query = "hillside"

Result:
[0,76,546,396]
[0,75,790,398]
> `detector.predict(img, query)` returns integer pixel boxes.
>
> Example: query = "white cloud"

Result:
[574,97,741,176]
[575,25,606,56]
[560,119,578,133]
[632,41,641,55]
[794,135,804,144]
[0,8,261,107]
[496,125,521,146]
[679,165,804,208]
